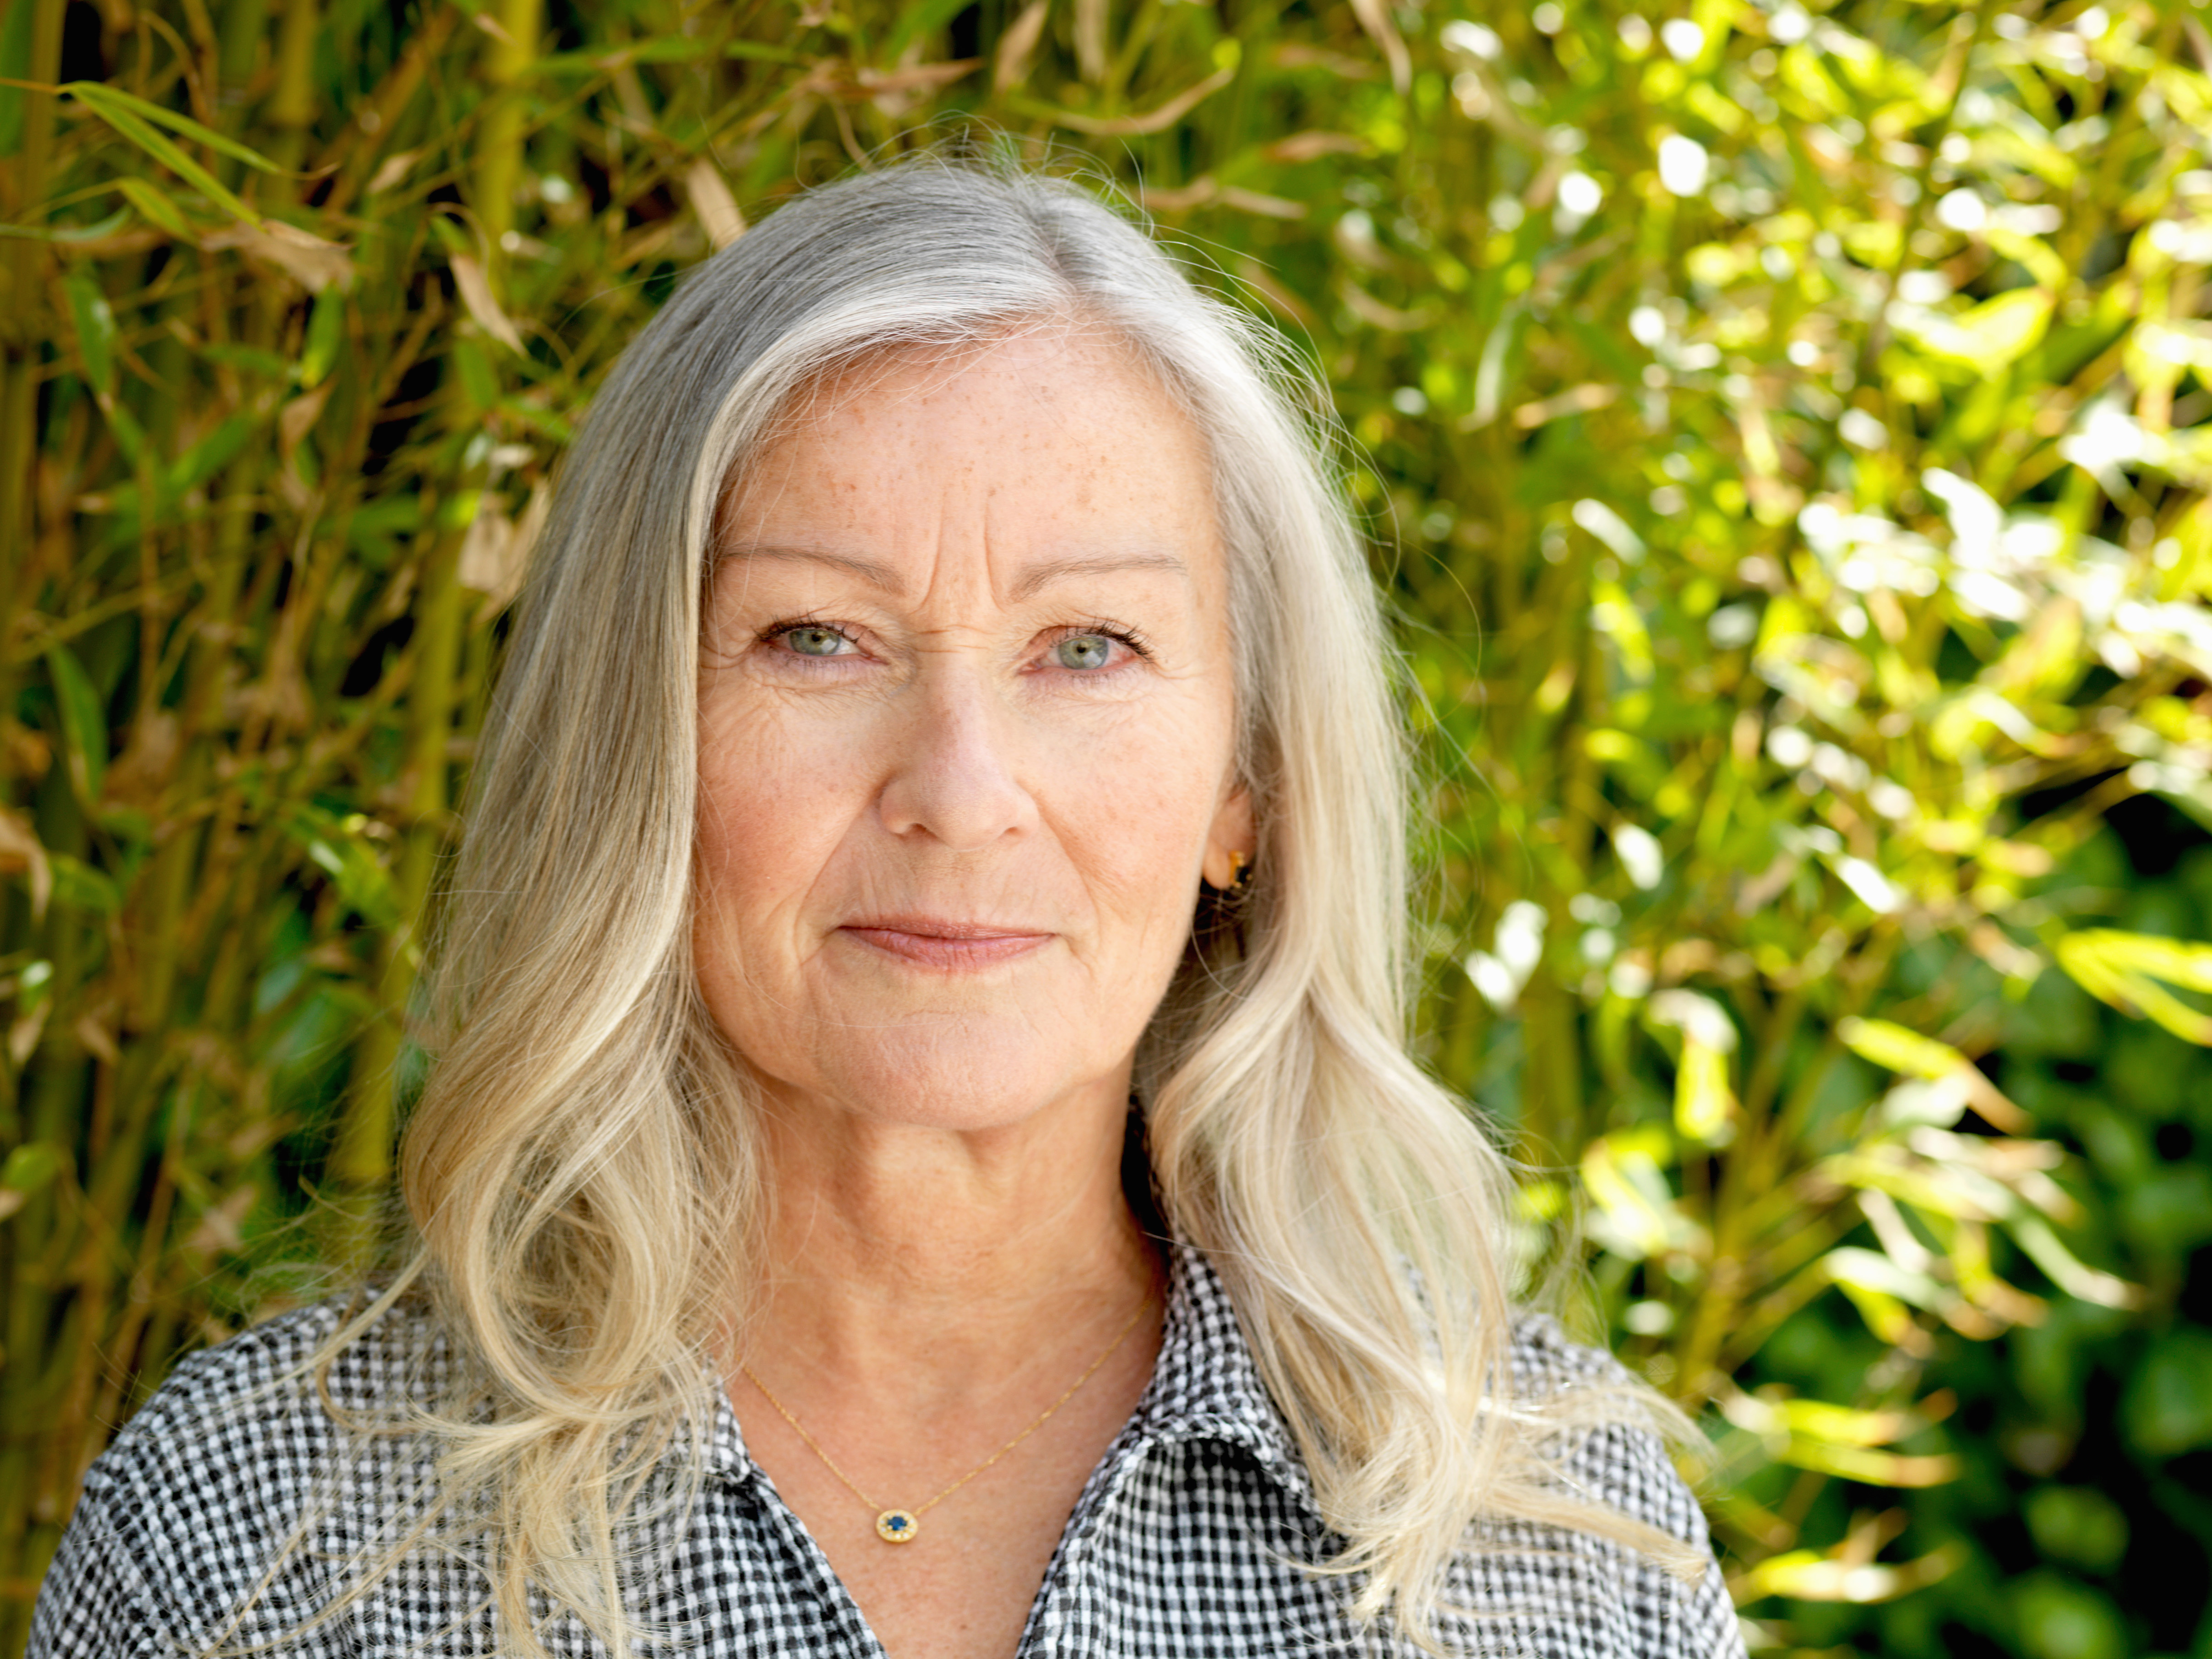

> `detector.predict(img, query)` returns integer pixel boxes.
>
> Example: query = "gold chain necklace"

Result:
[738,1292,1153,1545]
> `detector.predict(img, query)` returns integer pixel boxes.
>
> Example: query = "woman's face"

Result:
[694,327,1250,1135]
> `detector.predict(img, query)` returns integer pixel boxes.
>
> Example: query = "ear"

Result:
[1200,785,1256,890]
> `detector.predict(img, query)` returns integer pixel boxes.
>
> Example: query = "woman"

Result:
[33,159,1740,1659]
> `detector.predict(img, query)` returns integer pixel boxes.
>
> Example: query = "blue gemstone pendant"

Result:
[875,1509,919,1543]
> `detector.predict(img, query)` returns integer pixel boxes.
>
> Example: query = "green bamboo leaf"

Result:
[197,342,291,378]
[167,414,257,495]
[48,852,121,915]
[1734,1542,1962,1604]
[0,1141,67,1220]
[2007,1213,2143,1311]
[2056,929,2212,1045]
[114,174,195,237]
[1824,1245,1944,1310]
[284,810,399,927]
[104,396,147,467]
[722,40,802,63]
[64,80,282,172]
[1673,1040,1737,1144]
[299,288,346,390]
[65,86,262,226]
[0,207,133,242]
[451,337,499,411]
[44,643,109,805]
[95,805,153,852]
[1892,288,2055,370]
[87,411,255,525]
[427,213,470,261]
[1579,1134,1694,1260]
[0,1141,65,1194]
[50,207,135,242]
[1778,1439,1960,1487]
[1831,1277,1920,1348]
[64,271,116,396]
[1778,1398,1924,1449]
[1840,1017,1972,1079]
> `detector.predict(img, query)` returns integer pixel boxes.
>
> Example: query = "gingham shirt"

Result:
[32,1245,1741,1657]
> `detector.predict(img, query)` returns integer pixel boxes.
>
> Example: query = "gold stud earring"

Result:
[1226,851,1250,892]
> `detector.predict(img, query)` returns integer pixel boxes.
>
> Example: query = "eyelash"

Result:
[756,615,858,661]
[755,617,1154,671]
[1053,620,1153,667]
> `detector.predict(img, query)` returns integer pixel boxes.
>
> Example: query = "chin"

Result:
[787,1023,1120,1134]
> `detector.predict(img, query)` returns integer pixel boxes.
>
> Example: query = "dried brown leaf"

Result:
[684,160,747,251]
[0,806,53,921]
[1344,0,1410,93]
[1047,64,1234,136]
[994,0,1051,92]
[449,255,525,352]
[202,222,355,293]
[366,149,420,194]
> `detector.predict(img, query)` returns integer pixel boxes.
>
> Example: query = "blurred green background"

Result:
[1,0,2209,1653]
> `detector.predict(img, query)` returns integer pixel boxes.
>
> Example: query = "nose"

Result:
[875,665,1037,853]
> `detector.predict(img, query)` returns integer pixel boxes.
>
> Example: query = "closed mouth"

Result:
[836,918,1054,968]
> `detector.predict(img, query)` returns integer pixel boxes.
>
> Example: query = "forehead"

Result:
[721,327,1221,575]
[785,321,1191,442]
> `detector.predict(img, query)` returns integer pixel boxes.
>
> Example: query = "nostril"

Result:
[876,704,1035,851]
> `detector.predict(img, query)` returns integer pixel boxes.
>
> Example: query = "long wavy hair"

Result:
[329,152,1698,1654]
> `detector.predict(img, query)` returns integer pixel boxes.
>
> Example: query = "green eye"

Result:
[784,626,847,658]
[1054,635,1113,670]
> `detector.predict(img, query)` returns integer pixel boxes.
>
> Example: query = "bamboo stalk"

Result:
[263,0,319,169]
[0,0,68,804]
[317,7,455,216]
[474,0,545,281]
[215,0,273,93]
[327,516,465,1253]
[325,0,542,1254]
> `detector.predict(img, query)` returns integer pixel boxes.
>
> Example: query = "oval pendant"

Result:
[875,1509,919,1544]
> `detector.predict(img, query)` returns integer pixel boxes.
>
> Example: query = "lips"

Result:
[836,916,1054,969]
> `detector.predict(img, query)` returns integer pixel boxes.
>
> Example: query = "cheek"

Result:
[1045,703,1232,929]
[694,699,859,932]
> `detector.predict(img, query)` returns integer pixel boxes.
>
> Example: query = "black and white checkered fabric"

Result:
[32,1244,1743,1657]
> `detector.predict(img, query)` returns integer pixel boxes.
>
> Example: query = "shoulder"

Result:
[1505,1308,1640,1397]
[1430,1312,1743,1659]
[29,1295,445,1659]
[81,1293,443,1515]
[1503,1311,1710,1548]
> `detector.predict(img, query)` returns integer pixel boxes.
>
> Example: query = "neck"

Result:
[741,1078,1161,1399]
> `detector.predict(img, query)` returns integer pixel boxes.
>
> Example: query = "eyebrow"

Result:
[1007,552,1191,600]
[721,545,904,591]
[722,545,1191,600]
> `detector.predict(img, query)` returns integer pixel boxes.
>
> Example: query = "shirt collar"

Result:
[693,1241,1316,1513]
[1127,1242,1315,1508]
